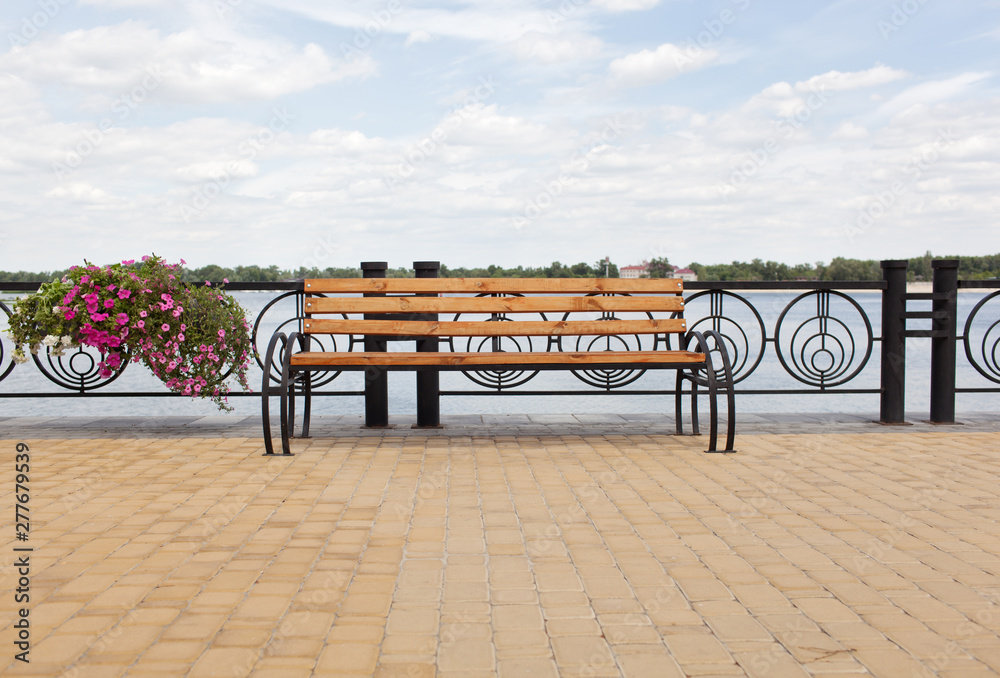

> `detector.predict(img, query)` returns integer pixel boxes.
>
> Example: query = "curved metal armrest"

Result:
[261,331,288,456]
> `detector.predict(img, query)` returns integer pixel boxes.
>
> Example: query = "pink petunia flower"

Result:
[161,323,170,331]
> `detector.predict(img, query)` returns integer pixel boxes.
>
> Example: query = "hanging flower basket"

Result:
[5,255,252,411]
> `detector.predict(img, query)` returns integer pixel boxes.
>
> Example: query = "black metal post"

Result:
[880,260,907,424]
[414,261,441,427]
[362,261,389,427]
[930,259,959,423]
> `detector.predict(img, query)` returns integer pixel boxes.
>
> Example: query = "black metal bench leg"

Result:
[690,374,700,436]
[288,378,296,438]
[262,332,286,456]
[297,333,312,439]
[301,372,312,439]
[277,331,300,456]
[705,360,719,453]
[675,370,685,435]
[706,330,737,453]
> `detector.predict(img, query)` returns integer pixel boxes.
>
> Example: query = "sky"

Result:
[0,0,998,273]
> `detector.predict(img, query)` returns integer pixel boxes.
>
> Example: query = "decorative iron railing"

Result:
[1,261,998,423]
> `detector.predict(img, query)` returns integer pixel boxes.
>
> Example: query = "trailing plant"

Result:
[5,255,252,410]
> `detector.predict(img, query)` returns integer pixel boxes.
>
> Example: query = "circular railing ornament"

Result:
[964,290,1000,384]
[0,301,15,383]
[774,291,873,388]
[676,290,766,384]
[560,294,650,389]
[253,291,354,387]
[33,344,128,391]
[457,294,541,390]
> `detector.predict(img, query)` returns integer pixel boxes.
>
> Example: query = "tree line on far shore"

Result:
[2,252,998,283]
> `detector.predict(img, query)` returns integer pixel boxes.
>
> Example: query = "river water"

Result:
[2,291,998,417]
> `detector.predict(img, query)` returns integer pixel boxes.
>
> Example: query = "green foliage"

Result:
[439,261,611,278]
[646,257,672,279]
[3,252,999,283]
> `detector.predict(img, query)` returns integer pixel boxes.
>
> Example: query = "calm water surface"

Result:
[2,291,998,417]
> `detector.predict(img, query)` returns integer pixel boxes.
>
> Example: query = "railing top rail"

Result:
[5,279,998,294]
[0,281,305,293]
[685,281,887,290]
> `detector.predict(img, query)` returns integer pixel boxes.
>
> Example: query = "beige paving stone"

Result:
[793,597,863,623]
[315,642,380,673]
[438,640,496,672]
[551,636,618,672]
[497,657,560,678]
[705,614,773,642]
[663,633,735,665]
[493,604,545,631]
[385,607,439,635]
[853,648,937,676]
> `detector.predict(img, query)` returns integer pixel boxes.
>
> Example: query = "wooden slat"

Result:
[291,350,705,367]
[305,295,685,314]
[303,318,687,336]
[304,277,684,294]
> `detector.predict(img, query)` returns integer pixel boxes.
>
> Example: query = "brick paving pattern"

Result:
[2,428,1000,676]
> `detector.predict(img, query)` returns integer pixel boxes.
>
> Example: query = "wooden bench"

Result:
[261,277,736,455]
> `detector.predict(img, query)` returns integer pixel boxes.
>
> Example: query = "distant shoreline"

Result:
[1,282,993,302]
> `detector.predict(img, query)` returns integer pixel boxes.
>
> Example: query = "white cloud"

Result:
[44,182,119,204]
[591,0,661,12]
[253,0,559,44]
[78,0,170,5]
[795,65,908,93]
[608,43,719,88]
[444,104,561,151]
[870,72,992,121]
[511,32,604,64]
[831,122,869,140]
[743,66,910,119]
[0,22,375,104]
[404,30,435,47]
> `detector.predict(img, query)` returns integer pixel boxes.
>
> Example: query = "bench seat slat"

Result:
[303,318,687,336]
[305,278,684,294]
[305,295,685,314]
[290,350,706,367]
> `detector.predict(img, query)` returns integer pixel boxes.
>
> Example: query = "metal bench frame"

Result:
[261,278,736,455]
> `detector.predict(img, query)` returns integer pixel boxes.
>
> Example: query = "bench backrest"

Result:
[302,278,687,338]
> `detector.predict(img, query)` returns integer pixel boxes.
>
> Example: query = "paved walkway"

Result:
[1,412,997,438]
[2,420,1000,677]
